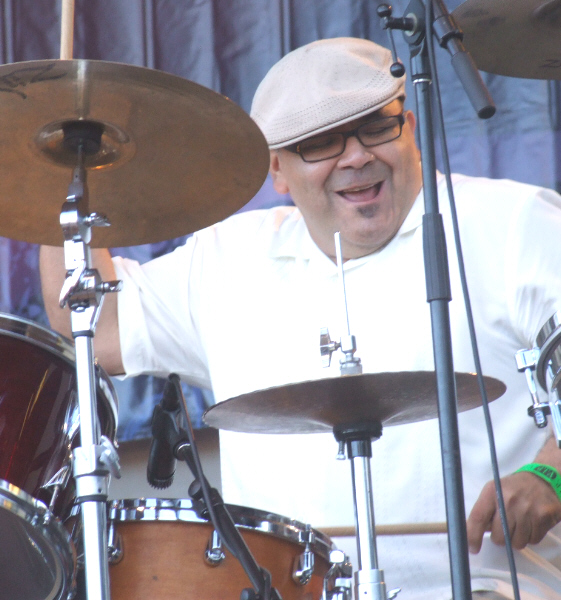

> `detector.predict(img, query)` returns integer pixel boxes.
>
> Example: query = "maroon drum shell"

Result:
[0,316,117,517]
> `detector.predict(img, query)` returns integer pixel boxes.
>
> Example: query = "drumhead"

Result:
[109,498,333,560]
[0,481,76,600]
[0,312,119,431]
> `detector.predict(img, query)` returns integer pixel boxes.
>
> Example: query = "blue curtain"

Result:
[0,0,559,441]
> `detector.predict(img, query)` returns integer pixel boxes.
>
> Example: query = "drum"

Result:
[536,310,561,394]
[0,313,119,600]
[105,498,334,600]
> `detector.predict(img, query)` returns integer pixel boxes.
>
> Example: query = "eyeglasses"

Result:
[286,113,405,163]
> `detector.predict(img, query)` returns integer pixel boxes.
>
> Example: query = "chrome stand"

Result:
[58,123,121,600]
[333,423,399,600]
[321,232,398,599]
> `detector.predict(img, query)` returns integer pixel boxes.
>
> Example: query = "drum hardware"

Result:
[205,529,227,566]
[536,311,561,393]
[333,421,392,600]
[41,464,72,513]
[516,311,561,446]
[319,232,362,376]
[292,525,315,585]
[204,514,319,583]
[107,520,123,565]
[322,550,353,600]
[59,134,122,600]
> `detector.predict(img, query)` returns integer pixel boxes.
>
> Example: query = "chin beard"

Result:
[357,204,378,218]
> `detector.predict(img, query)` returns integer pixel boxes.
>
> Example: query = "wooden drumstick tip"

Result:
[60,0,75,60]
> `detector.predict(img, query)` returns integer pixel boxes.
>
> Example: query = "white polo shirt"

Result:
[114,173,561,599]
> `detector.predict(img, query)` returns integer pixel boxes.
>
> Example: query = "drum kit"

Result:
[0,0,560,599]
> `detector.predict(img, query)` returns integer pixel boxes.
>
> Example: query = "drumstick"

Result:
[319,522,448,537]
[60,0,75,59]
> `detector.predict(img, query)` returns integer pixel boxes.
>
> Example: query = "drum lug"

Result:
[107,520,123,565]
[293,524,315,585]
[205,529,226,566]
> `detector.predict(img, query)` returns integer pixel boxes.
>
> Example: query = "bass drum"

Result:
[0,313,118,600]
[102,498,334,600]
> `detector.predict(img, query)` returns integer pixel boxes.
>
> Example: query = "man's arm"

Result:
[467,434,561,553]
[39,245,125,375]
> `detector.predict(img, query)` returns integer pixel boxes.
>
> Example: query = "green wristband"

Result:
[515,463,561,502]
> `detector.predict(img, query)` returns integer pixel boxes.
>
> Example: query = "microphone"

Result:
[147,377,181,489]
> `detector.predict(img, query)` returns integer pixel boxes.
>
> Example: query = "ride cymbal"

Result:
[453,0,561,79]
[0,59,270,247]
[203,371,506,434]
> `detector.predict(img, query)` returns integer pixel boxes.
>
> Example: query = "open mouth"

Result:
[337,181,383,203]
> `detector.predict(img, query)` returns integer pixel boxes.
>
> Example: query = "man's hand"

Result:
[467,470,561,554]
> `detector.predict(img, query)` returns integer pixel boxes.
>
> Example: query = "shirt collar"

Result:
[269,172,439,264]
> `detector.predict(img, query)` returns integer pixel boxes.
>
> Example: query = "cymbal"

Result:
[203,371,506,434]
[453,0,561,80]
[0,59,269,247]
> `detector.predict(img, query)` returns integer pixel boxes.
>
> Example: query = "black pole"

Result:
[406,6,472,599]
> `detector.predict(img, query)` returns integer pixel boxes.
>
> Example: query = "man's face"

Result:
[269,100,423,260]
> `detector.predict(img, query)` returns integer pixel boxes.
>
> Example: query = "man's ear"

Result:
[269,150,290,195]
[405,109,416,133]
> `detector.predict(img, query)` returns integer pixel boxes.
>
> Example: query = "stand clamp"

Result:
[516,348,561,447]
[72,436,121,502]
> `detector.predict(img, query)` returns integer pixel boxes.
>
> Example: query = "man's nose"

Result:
[336,134,375,168]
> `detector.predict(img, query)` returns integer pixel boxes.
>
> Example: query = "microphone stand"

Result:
[378,2,495,599]
[149,375,282,600]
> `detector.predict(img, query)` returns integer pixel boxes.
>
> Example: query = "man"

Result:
[41,38,561,599]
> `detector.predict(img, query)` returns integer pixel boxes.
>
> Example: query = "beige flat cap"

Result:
[251,37,406,149]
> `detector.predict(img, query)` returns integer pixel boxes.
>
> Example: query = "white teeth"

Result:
[342,183,378,193]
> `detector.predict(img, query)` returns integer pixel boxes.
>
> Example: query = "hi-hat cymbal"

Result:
[0,59,269,247]
[203,371,506,434]
[453,0,561,80]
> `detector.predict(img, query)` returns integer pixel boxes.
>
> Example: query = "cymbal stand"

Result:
[333,422,398,600]
[58,121,122,600]
[321,233,397,599]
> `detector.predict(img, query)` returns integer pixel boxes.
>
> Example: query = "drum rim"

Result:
[0,479,76,600]
[108,497,334,559]
[0,312,75,362]
[536,310,561,389]
[0,312,119,428]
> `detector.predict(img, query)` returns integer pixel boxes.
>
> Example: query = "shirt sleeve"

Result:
[112,237,212,390]
[505,185,561,347]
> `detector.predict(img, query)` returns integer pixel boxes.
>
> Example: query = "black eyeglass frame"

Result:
[285,113,406,163]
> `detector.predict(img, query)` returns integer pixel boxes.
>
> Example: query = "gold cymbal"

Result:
[453,0,561,79]
[0,59,270,247]
[203,371,506,434]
